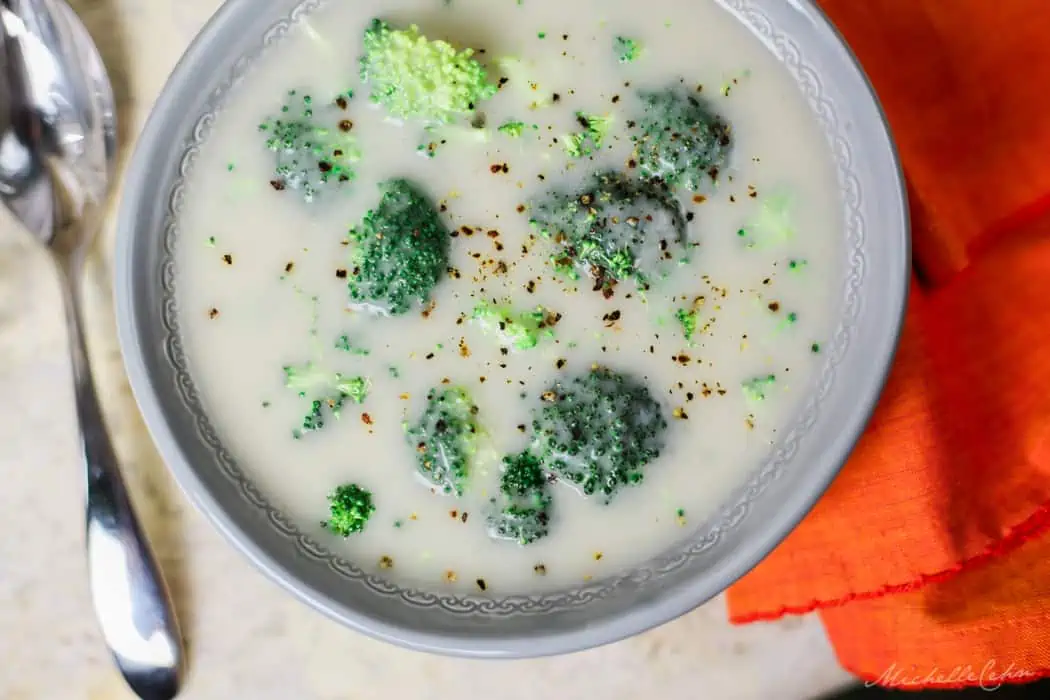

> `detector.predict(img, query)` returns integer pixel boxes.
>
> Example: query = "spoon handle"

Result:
[59,267,185,700]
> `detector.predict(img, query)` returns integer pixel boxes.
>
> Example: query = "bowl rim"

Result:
[114,0,909,657]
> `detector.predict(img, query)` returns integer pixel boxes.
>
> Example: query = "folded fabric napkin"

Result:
[727,0,1050,688]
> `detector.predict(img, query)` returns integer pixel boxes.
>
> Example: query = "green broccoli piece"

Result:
[347,179,450,316]
[497,120,527,137]
[676,305,703,342]
[283,363,370,438]
[614,36,643,63]
[529,171,687,291]
[748,192,795,246]
[676,308,697,341]
[283,362,331,396]
[322,484,375,537]
[360,19,497,124]
[259,90,360,203]
[742,374,777,402]
[531,367,667,503]
[335,335,370,355]
[334,376,370,405]
[488,451,553,546]
[499,450,548,497]
[564,112,613,158]
[632,88,732,190]
[489,502,552,546]
[471,302,561,350]
[406,387,480,496]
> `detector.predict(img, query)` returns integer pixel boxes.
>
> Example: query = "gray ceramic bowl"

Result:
[115,0,908,657]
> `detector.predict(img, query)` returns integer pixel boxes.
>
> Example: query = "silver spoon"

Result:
[0,1,184,697]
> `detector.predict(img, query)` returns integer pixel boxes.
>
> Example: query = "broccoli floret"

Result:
[259,90,360,203]
[499,450,548,497]
[614,36,643,63]
[742,374,777,402]
[531,367,667,503]
[283,363,370,438]
[564,112,613,158]
[676,308,698,341]
[497,120,527,137]
[334,376,370,405]
[406,387,480,496]
[322,484,375,537]
[676,298,708,342]
[489,502,552,546]
[632,88,732,190]
[472,302,561,350]
[529,171,687,291]
[360,19,497,124]
[347,179,450,315]
[487,451,553,546]
[334,335,370,355]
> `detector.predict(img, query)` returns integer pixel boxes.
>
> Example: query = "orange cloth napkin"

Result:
[726,0,1050,688]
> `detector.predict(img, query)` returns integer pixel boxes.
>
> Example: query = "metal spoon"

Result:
[0,1,184,697]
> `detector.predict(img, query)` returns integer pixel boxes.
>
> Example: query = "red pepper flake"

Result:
[449,509,459,519]
[768,301,781,312]
[270,179,286,191]
[692,194,707,204]
[361,413,374,425]
[490,163,509,174]
[516,204,526,213]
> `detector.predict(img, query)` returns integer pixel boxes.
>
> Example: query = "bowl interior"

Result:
[115,0,908,657]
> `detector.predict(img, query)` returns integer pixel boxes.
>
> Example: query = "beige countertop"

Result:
[0,1,855,698]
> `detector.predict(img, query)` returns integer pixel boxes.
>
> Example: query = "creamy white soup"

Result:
[176,0,843,593]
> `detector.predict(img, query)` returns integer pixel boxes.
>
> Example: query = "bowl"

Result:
[115,0,909,657]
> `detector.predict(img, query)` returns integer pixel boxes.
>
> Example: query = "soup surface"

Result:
[176,0,843,593]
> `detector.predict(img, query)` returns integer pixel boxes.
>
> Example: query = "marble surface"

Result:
[0,1,856,697]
